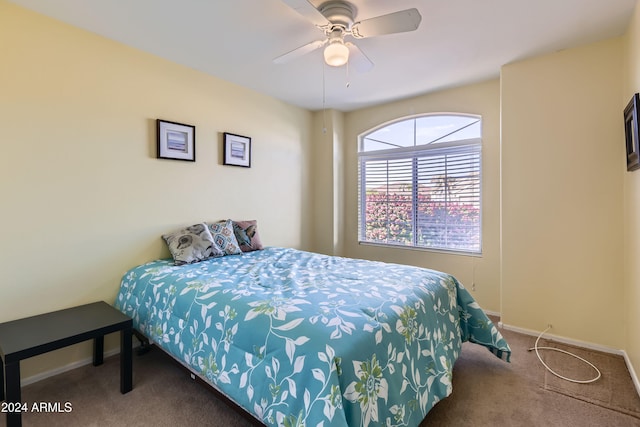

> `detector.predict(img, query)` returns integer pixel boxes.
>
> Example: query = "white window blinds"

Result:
[358,126,482,254]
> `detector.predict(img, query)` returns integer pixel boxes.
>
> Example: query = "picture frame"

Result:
[157,119,195,161]
[624,93,640,172]
[223,132,251,168]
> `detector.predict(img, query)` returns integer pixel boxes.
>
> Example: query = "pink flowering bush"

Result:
[363,184,480,251]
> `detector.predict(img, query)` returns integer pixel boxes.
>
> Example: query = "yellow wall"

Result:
[310,109,345,255]
[0,2,313,378]
[501,38,625,347]
[3,0,639,385]
[623,2,640,384]
[341,80,502,312]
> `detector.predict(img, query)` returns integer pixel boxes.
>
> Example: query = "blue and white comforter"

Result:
[115,247,510,427]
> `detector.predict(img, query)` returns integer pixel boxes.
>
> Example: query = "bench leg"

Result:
[93,336,104,366]
[5,360,22,427]
[120,327,132,394]
[1,355,4,401]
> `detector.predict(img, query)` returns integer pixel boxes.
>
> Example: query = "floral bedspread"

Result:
[115,247,510,427]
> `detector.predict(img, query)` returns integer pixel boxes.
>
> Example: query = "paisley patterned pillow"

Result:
[162,223,222,265]
[206,219,242,255]
[232,220,264,252]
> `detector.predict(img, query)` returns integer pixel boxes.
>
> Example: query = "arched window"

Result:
[358,114,482,254]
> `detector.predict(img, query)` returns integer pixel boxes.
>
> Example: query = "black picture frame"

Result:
[624,93,640,172]
[157,119,196,161]
[223,132,251,168]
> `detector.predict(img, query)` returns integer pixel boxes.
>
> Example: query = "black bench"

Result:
[0,301,133,427]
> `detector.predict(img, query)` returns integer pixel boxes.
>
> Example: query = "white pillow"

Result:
[162,223,223,265]
[206,219,242,255]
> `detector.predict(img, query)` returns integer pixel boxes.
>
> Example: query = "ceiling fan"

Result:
[274,0,422,72]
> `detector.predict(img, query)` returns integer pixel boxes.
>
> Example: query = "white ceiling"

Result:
[8,0,638,111]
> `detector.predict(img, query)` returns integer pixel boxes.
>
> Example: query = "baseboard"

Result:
[21,347,122,387]
[500,322,640,400]
[622,350,640,399]
[499,322,625,356]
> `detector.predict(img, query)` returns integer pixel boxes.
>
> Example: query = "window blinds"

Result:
[358,140,481,253]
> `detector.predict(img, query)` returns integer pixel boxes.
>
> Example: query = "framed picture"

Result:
[157,119,195,161]
[625,93,640,172]
[223,132,251,167]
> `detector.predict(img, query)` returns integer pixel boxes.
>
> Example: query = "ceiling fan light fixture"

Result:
[324,40,349,67]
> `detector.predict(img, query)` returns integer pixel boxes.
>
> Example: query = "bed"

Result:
[115,246,510,427]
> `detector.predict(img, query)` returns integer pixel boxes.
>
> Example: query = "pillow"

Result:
[207,219,242,255]
[232,220,264,252]
[162,223,222,265]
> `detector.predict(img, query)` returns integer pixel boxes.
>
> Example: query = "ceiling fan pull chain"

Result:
[322,61,327,134]
[346,60,351,88]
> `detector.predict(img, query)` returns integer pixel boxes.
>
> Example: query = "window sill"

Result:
[358,241,482,258]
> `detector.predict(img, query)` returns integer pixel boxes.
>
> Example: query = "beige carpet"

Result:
[422,328,640,426]
[539,340,640,419]
[2,327,640,427]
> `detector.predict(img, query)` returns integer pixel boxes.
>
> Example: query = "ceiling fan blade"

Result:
[273,39,327,64]
[346,43,374,73]
[351,8,422,39]
[280,0,330,27]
